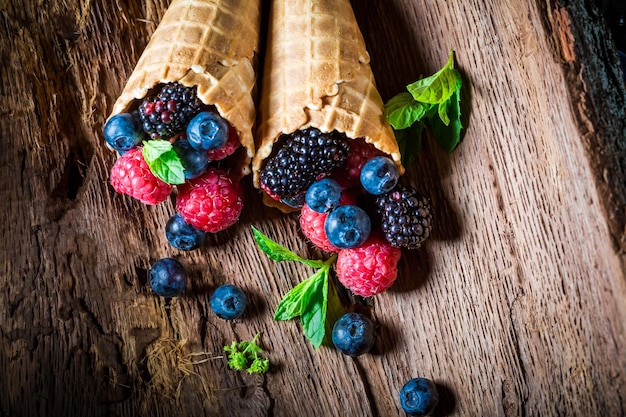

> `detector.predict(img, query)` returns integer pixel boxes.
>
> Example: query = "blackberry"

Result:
[138,82,201,139]
[259,128,349,202]
[376,185,433,250]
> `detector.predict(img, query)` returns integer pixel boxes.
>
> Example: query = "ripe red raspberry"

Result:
[206,121,241,161]
[176,168,243,233]
[109,147,173,205]
[335,233,402,297]
[300,204,339,253]
[299,193,357,252]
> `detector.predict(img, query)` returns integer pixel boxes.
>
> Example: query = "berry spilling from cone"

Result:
[105,82,244,244]
[259,128,433,297]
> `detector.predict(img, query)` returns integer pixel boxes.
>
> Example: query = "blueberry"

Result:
[305,178,342,213]
[399,378,439,416]
[165,213,207,251]
[210,284,247,320]
[360,156,399,195]
[103,113,144,152]
[331,313,375,356]
[324,205,371,249]
[149,258,187,297]
[186,111,229,151]
[172,139,209,179]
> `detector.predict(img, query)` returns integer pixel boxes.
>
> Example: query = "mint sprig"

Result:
[252,226,340,349]
[384,50,463,164]
[142,140,185,185]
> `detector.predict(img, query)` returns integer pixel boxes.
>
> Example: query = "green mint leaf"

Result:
[322,274,344,346]
[407,51,458,105]
[299,267,329,349]
[274,268,326,321]
[394,122,425,168]
[429,82,463,152]
[438,101,450,126]
[384,92,428,130]
[252,226,324,268]
[142,140,185,185]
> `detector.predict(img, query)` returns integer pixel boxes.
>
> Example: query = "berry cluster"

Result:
[138,82,201,140]
[105,82,244,252]
[291,140,433,297]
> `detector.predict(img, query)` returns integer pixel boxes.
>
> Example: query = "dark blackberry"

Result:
[376,185,433,250]
[138,82,201,139]
[259,128,349,202]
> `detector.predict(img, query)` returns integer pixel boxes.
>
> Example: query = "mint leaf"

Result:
[430,80,463,152]
[255,227,340,348]
[300,268,329,348]
[142,140,185,185]
[384,92,429,130]
[323,275,344,346]
[394,122,425,168]
[252,226,324,268]
[407,51,459,105]
[274,268,326,321]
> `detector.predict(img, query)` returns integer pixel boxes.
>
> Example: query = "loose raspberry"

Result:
[300,204,339,253]
[335,233,402,297]
[109,147,173,205]
[176,168,243,233]
[206,121,241,161]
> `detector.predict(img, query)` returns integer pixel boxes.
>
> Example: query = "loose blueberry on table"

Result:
[331,312,376,357]
[165,213,207,251]
[149,257,187,298]
[399,377,439,416]
[210,284,247,320]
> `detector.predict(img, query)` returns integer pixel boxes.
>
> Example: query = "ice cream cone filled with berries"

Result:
[253,0,433,296]
[104,0,260,238]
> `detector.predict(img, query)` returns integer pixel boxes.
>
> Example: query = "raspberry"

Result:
[299,193,356,252]
[259,128,349,202]
[109,147,173,205]
[335,233,401,297]
[376,185,433,250]
[300,204,339,253]
[138,82,201,139]
[176,168,243,233]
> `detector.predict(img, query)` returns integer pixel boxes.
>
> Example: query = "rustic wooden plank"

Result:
[1,0,624,416]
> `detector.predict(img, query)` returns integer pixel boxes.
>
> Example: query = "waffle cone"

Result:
[252,0,403,188]
[110,0,261,178]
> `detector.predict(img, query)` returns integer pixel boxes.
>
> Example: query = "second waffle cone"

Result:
[253,0,403,188]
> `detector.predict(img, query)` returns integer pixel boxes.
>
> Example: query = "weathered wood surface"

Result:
[1,0,625,416]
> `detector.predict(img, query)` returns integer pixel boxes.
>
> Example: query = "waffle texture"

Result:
[253,0,403,188]
[110,0,261,178]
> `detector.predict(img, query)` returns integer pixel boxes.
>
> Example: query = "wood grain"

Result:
[1,0,624,416]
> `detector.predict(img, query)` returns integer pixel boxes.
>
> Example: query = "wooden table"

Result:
[2,0,625,416]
